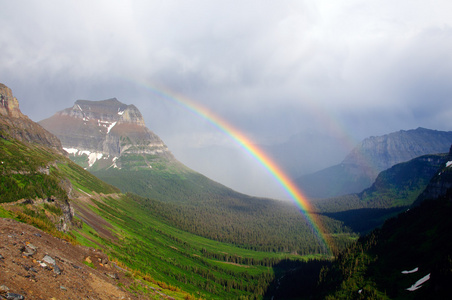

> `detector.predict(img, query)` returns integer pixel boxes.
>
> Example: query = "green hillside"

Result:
[314,153,447,233]
[313,155,452,299]
[0,129,337,299]
[70,192,333,299]
[0,138,118,203]
[92,166,355,255]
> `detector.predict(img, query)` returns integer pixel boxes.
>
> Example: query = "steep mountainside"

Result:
[314,147,452,299]
[39,98,174,170]
[414,145,452,205]
[297,127,452,198]
[314,152,448,233]
[0,83,63,153]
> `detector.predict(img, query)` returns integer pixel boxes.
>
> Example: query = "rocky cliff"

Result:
[39,98,174,170]
[343,127,452,177]
[0,83,63,153]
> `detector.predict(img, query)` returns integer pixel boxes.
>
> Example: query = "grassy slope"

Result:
[91,165,355,255]
[0,137,335,299]
[73,193,326,299]
[0,138,118,203]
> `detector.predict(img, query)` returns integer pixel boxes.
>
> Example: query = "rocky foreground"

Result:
[0,218,147,300]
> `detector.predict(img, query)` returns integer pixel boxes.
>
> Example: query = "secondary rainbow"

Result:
[133,80,334,254]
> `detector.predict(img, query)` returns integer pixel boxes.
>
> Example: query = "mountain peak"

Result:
[0,83,63,152]
[67,98,145,127]
[40,98,174,170]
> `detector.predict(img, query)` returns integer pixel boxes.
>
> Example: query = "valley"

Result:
[1,83,452,299]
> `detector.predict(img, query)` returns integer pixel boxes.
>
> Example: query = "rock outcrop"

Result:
[0,83,64,153]
[39,98,174,170]
[0,218,136,300]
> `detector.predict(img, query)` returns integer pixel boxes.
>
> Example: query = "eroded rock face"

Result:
[0,83,21,118]
[39,98,174,169]
[0,83,64,153]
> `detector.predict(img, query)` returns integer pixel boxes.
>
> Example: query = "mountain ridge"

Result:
[297,127,452,198]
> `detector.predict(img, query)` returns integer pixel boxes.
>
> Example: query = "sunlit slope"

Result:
[0,125,293,299]
[0,137,268,298]
[71,192,332,299]
[92,166,355,254]
[0,136,333,299]
[0,138,118,203]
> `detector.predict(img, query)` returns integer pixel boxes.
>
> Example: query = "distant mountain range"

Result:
[297,127,452,198]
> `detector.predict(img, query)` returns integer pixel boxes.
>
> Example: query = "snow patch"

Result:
[109,156,121,169]
[446,161,452,168]
[107,121,117,133]
[406,273,431,291]
[402,267,418,274]
[118,108,124,115]
[97,120,117,133]
[88,152,103,167]
[64,147,79,155]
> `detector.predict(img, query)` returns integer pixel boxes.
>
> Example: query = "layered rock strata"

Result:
[40,98,174,169]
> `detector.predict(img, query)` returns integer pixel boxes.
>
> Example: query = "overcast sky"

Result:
[2,1,452,199]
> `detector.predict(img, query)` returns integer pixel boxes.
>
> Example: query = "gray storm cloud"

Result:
[1,0,451,199]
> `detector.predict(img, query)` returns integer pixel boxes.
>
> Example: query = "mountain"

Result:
[39,97,355,254]
[297,127,452,198]
[313,146,452,299]
[1,83,346,299]
[39,98,174,170]
[314,152,448,233]
[0,83,63,153]
[414,144,452,205]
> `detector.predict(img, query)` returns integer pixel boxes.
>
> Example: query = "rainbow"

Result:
[132,81,334,254]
